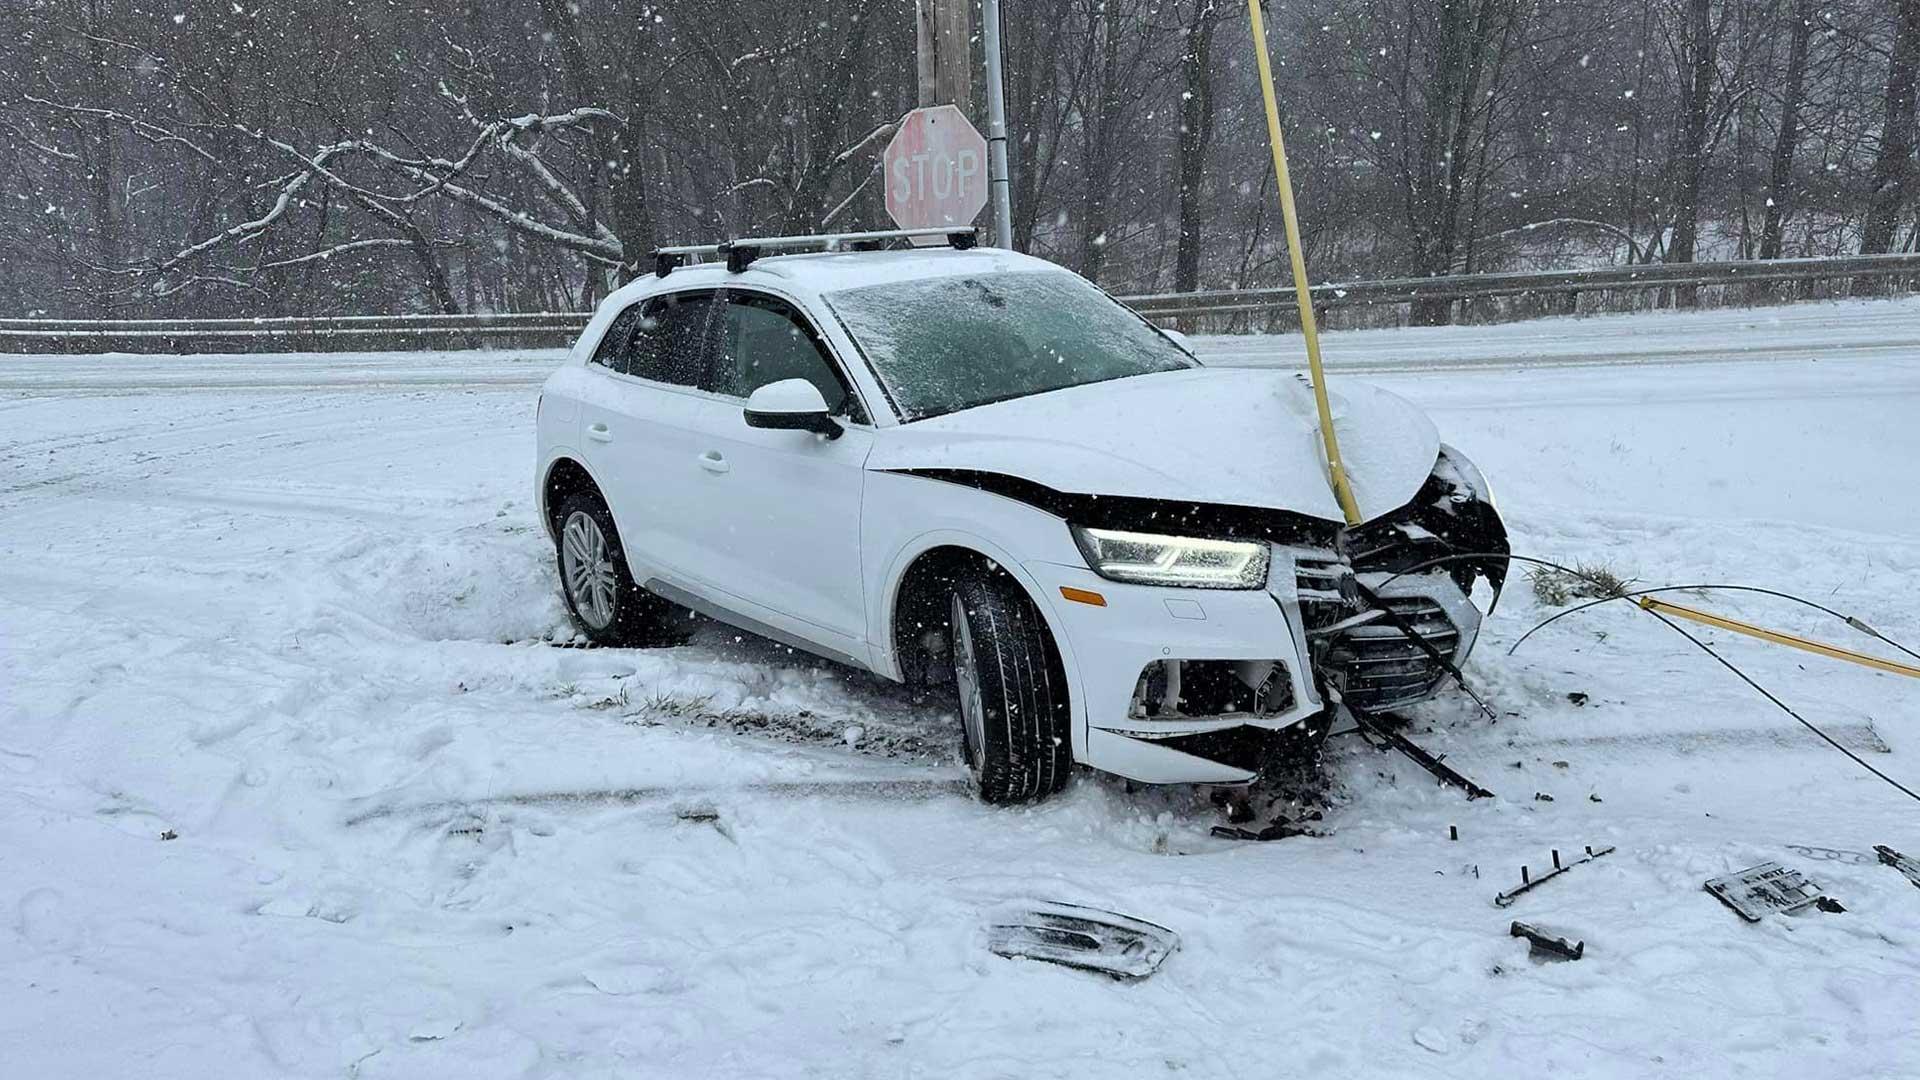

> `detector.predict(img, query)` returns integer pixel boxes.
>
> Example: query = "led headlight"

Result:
[1070,526,1270,589]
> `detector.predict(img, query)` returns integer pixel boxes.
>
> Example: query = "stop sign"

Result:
[883,105,989,235]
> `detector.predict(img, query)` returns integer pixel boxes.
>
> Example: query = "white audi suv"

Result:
[535,231,1508,803]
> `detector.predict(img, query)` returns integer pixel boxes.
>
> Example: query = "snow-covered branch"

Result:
[160,168,320,270]
[20,94,220,164]
[830,122,896,171]
[1472,218,1645,262]
[238,238,425,272]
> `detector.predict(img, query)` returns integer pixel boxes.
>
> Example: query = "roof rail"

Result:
[652,226,978,277]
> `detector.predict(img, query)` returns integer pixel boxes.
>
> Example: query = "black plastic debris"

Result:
[985,902,1178,981]
[1349,707,1495,800]
[1210,819,1322,842]
[1876,845,1920,889]
[1494,845,1615,908]
[1704,862,1834,922]
[1510,921,1584,961]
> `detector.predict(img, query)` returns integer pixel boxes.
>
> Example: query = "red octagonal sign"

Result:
[884,105,989,234]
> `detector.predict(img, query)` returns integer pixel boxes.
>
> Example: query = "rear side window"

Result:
[588,291,717,388]
[629,292,717,387]
[589,305,645,374]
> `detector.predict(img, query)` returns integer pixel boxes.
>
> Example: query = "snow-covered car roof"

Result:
[570,245,1080,367]
[609,246,1072,305]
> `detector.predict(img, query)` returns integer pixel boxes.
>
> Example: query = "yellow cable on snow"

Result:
[1639,597,1920,680]
[1246,0,1362,526]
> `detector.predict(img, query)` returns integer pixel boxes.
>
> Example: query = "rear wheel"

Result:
[948,570,1072,804]
[554,492,689,647]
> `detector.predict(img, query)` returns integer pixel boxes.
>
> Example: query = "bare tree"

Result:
[1666,0,1717,307]
[1760,0,1814,260]
[1174,0,1226,297]
[1,0,1915,319]
[1863,0,1920,253]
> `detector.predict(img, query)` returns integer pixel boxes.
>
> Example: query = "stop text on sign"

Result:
[883,105,990,233]
[890,148,981,205]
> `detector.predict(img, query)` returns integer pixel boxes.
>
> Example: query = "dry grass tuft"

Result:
[1528,560,1637,607]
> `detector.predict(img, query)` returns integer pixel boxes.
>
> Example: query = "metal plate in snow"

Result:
[985,901,1178,980]
[1704,862,1825,922]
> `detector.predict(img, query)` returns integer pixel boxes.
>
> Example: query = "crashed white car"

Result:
[535,232,1508,803]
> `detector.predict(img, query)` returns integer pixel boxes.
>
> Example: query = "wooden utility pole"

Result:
[916,0,972,112]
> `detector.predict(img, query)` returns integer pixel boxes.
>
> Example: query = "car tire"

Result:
[948,569,1072,804]
[553,491,689,648]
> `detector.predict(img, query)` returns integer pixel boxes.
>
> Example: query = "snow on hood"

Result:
[870,367,1440,524]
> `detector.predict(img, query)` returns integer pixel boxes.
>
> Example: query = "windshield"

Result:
[824,270,1197,421]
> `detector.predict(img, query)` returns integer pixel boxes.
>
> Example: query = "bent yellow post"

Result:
[1639,597,1920,680]
[1245,0,1361,526]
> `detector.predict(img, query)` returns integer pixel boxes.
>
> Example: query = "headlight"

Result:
[1070,526,1270,589]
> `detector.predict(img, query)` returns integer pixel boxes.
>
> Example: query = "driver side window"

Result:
[709,292,865,423]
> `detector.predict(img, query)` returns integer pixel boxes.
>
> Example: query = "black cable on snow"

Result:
[1372,550,1920,663]
[1508,583,1920,663]
[1365,549,1920,805]
[1634,604,1920,804]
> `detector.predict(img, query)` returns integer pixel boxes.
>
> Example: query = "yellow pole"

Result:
[1639,597,1920,680]
[1246,0,1361,526]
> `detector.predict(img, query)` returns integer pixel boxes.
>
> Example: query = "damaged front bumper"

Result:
[1032,553,1485,785]
[1032,449,1508,786]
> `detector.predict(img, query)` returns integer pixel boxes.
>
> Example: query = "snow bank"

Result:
[6,307,1920,1077]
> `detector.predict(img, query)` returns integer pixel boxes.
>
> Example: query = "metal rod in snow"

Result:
[981,0,1016,250]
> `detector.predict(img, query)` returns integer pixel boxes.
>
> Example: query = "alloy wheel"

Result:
[950,593,988,773]
[561,510,618,630]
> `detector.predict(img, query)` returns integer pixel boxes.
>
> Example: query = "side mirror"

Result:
[743,378,843,440]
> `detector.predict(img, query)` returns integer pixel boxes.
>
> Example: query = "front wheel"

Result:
[948,570,1073,804]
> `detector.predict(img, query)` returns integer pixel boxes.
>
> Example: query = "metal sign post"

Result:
[981,0,1016,250]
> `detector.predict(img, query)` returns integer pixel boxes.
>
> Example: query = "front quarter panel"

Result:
[862,470,1091,726]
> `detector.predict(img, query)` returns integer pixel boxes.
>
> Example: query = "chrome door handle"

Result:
[587,423,613,443]
[698,450,730,474]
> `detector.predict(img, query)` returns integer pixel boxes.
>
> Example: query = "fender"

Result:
[875,526,1093,760]
[875,527,1084,673]
[864,470,1094,755]
[536,446,599,539]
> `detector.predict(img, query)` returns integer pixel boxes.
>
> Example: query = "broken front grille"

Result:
[1319,593,1458,710]
[1291,550,1462,712]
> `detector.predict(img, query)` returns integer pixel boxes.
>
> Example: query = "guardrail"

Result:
[4,252,1917,353]
[0,311,588,354]
[1123,252,1920,321]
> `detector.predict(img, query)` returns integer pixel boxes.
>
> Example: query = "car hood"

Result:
[870,367,1440,524]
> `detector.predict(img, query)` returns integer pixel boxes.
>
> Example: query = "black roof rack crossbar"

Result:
[651,226,979,275]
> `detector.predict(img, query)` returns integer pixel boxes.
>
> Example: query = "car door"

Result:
[678,288,875,658]
[576,289,723,588]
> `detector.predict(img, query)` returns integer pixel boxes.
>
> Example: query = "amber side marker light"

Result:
[1060,586,1107,607]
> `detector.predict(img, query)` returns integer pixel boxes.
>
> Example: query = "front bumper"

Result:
[1026,545,1482,785]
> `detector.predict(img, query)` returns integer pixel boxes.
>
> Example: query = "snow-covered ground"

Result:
[5,298,1920,1078]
